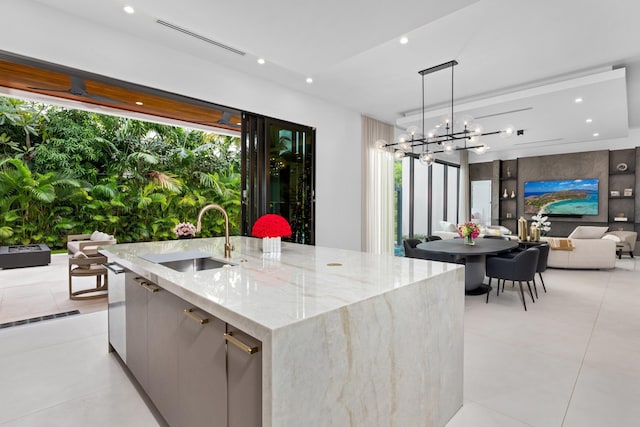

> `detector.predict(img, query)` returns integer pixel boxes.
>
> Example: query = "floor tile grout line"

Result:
[463,398,535,427]
[560,270,612,426]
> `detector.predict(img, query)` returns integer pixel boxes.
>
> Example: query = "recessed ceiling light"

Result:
[400,37,409,44]
[585,118,592,123]
[574,97,583,103]
[306,77,313,84]
[135,101,143,106]
[593,132,599,137]
[257,58,265,65]
[123,5,135,14]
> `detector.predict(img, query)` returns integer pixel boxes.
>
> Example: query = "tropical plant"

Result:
[0,158,84,245]
[0,94,242,248]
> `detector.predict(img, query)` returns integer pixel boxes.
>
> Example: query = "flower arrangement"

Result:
[531,212,551,236]
[457,222,481,239]
[251,214,292,238]
[173,222,196,238]
[458,222,481,245]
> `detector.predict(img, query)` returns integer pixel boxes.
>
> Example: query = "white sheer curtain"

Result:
[361,115,394,254]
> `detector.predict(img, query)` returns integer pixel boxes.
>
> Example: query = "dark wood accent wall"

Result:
[471,148,640,238]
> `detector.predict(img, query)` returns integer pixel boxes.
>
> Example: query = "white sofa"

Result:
[546,226,616,269]
[433,222,514,240]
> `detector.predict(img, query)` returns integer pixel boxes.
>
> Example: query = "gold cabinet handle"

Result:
[134,277,159,293]
[224,332,259,354]
[141,282,160,293]
[183,308,209,325]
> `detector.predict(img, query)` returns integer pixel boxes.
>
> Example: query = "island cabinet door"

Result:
[147,287,183,427]
[178,306,227,427]
[226,325,262,427]
[125,274,149,391]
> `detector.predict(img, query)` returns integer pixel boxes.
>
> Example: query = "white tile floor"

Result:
[0,254,106,325]
[0,256,638,426]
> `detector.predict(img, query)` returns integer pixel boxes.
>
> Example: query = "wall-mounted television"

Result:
[524,178,599,215]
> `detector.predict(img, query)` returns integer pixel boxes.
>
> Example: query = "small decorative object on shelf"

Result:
[610,190,620,197]
[531,212,551,236]
[529,224,540,242]
[510,190,516,198]
[613,213,628,222]
[518,216,528,241]
[624,188,633,197]
[458,222,480,246]
[174,222,196,239]
[506,167,512,178]
[506,212,513,219]
[616,162,628,172]
[503,188,508,198]
[251,214,292,253]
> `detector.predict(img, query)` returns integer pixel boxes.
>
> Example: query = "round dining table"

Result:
[417,238,519,294]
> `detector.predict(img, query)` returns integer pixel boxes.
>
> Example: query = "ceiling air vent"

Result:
[156,19,246,56]
[475,107,533,120]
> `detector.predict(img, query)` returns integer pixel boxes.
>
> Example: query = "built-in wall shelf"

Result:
[497,159,519,230]
[608,149,636,230]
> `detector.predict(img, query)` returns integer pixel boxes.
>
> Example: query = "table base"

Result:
[465,284,492,296]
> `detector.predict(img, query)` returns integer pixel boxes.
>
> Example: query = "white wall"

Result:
[2,1,362,250]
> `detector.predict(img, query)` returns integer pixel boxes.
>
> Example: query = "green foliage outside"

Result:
[0,97,241,249]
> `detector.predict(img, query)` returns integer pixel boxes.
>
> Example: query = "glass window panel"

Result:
[431,163,444,234]
[401,156,411,239]
[414,160,430,239]
[447,166,459,223]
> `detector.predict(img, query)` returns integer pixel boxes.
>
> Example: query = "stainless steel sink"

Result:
[158,257,235,272]
[138,251,237,273]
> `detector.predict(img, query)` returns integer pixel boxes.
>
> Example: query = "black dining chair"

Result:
[426,235,443,241]
[532,243,550,296]
[405,238,464,264]
[485,247,539,311]
[482,235,510,240]
[403,239,422,258]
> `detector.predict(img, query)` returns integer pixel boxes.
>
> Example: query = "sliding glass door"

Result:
[241,113,315,244]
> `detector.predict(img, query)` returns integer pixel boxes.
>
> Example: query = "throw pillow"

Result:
[487,225,512,235]
[439,221,458,232]
[73,251,91,269]
[568,226,608,239]
[602,234,621,242]
[547,238,574,251]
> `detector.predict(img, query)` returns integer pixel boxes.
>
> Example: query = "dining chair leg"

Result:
[518,281,527,311]
[526,281,535,303]
[487,277,492,303]
[532,278,539,299]
[538,272,547,293]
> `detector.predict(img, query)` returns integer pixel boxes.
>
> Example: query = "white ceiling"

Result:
[27,0,640,160]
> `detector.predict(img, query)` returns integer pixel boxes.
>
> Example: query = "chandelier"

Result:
[384,60,518,165]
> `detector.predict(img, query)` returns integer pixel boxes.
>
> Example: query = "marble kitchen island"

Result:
[101,236,464,427]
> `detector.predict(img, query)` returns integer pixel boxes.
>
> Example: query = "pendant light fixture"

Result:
[384,60,519,162]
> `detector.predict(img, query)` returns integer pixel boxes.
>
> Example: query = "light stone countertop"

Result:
[101,236,461,339]
[102,236,465,426]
